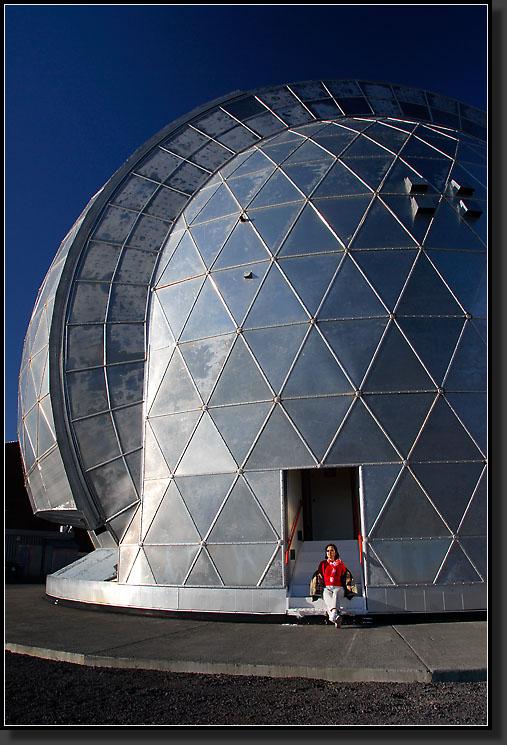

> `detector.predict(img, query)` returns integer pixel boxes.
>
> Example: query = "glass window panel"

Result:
[106,323,145,364]
[337,97,374,116]
[396,253,463,316]
[249,170,303,208]
[157,232,206,287]
[185,548,223,586]
[179,333,235,401]
[380,158,431,195]
[400,156,452,193]
[324,399,400,465]
[368,98,402,116]
[396,317,464,385]
[281,253,343,316]
[364,393,435,458]
[379,195,435,244]
[435,542,482,584]
[207,543,276,586]
[156,276,206,338]
[106,361,144,408]
[372,538,451,584]
[313,195,374,247]
[458,536,486,580]
[410,397,483,462]
[351,249,418,311]
[77,241,122,281]
[247,111,287,138]
[343,155,396,192]
[281,161,333,196]
[259,138,305,164]
[319,255,387,319]
[411,462,484,533]
[69,282,109,323]
[126,214,171,252]
[349,198,417,249]
[144,187,188,222]
[93,205,138,244]
[182,180,222,224]
[243,470,282,535]
[283,395,353,461]
[190,140,232,170]
[211,263,270,325]
[147,294,175,354]
[165,161,210,195]
[112,403,143,453]
[248,202,304,252]
[320,318,389,388]
[243,323,308,392]
[87,456,138,519]
[149,410,201,472]
[175,473,235,539]
[180,278,236,342]
[144,482,200,544]
[191,184,240,225]
[214,221,271,268]
[443,323,487,392]
[208,478,276,542]
[149,348,201,416]
[459,469,486,536]
[274,103,315,127]
[312,161,371,199]
[67,368,108,419]
[136,147,182,182]
[278,203,344,256]
[175,412,238,475]
[210,402,272,465]
[67,324,104,370]
[209,336,272,406]
[144,545,199,585]
[243,264,308,328]
[363,322,434,392]
[226,167,276,208]
[424,200,485,252]
[107,283,148,322]
[361,464,402,535]
[37,406,56,457]
[282,327,353,397]
[245,405,315,470]
[306,100,342,119]
[190,215,238,267]
[446,393,486,455]
[143,422,171,480]
[30,348,48,397]
[73,412,120,469]
[110,174,158,211]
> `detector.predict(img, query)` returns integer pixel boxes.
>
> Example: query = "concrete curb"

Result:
[6,643,486,683]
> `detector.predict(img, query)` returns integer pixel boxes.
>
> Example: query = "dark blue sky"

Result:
[5,4,488,442]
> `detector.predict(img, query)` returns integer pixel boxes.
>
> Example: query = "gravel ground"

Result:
[5,651,487,726]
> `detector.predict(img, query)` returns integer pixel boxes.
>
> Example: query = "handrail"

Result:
[285,500,302,564]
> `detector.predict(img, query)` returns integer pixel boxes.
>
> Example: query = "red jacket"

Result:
[318,559,347,587]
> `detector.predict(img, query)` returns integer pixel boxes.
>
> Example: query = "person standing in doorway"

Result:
[316,544,347,628]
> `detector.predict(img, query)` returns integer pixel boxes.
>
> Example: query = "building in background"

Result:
[18,80,486,617]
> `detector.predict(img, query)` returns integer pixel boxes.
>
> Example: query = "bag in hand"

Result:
[309,570,324,601]
[341,569,358,600]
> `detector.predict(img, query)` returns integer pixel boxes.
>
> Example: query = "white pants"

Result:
[323,586,345,620]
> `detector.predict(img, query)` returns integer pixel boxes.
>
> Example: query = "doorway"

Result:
[301,467,360,541]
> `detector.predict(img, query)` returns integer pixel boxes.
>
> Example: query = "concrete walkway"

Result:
[5,584,487,683]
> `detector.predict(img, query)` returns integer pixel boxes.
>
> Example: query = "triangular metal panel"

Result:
[458,537,486,580]
[243,323,308,393]
[410,396,484,462]
[443,322,487,392]
[458,469,487,536]
[283,395,353,462]
[313,195,373,247]
[190,215,239,268]
[174,473,235,539]
[247,202,304,253]
[324,398,400,465]
[156,232,206,287]
[125,548,156,584]
[278,202,345,257]
[349,198,418,249]
[311,160,372,198]
[319,318,389,389]
[395,253,464,316]
[364,393,435,459]
[213,222,270,268]
[435,541,482,584]
[209,335,273,405]
[143,481,201,544]
[208,477,277,542]
[249,169,304,208]
[149,347,201,416]
[244,263,309,328]
[362,464,403,535]
[245,404,315,470]
[279,253,343,316]
[282,327,353,397]
[446,392,486,456]
[396,317,464,386]
[185,548,223,586]
[155,276,206,339]
[175,411,238,475]
[148,410,201,472]
[140,478,170,540]
[318,254,387,319]
[281,161,333,196]
[372,537,452,585]
[212,263,270,326]
[340,155,394,191]
[179,277,236,342]
[363,322,434,392]
[144,545,200,585]
[178,333,236,402]
[210,402,272,465]
[206,543,277,586]
[350,249,418,312]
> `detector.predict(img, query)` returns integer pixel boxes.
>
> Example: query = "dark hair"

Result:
[325,544,339,559]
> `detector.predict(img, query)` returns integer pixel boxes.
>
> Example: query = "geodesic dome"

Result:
[18,80,486,616]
